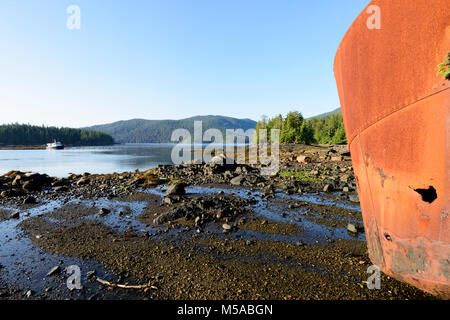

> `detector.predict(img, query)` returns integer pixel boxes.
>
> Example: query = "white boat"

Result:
[46,140,65,150]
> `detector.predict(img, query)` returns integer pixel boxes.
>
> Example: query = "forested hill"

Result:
[0,124,115,146]
[85,115,257,143]
[307,107,341,119]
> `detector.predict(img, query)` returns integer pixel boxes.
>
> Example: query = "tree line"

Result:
[254,111,347,144]
[0,123,115,146]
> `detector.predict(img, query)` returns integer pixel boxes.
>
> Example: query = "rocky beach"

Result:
[0,144,435,300]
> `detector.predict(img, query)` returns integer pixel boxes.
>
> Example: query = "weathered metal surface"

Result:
[334,0,449,298]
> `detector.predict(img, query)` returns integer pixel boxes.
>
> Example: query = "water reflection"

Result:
[0,144,177,177]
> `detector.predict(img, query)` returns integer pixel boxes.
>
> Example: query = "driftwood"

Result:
[96,277,158,290]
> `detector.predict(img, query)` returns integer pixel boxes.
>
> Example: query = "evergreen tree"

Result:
[254,111,346,145]
[0,124,114,146]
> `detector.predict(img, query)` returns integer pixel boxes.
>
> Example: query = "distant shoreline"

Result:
[0,144,116,150]
[0,145,46,150]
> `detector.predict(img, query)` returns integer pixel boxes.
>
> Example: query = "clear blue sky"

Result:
[0,0,370,128]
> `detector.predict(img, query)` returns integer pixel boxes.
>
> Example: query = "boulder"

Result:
[347,223,358,234]
[76,178,90,186]
[349,195,360,203]
[296,155,312,164]
[12,175,22,186]
[166,183,186,196]
[323,184,334,192]
[10,211,20,219]
[22,180,41,192]
[230,175,244,186]
[23,196,37,205]
[99,208,111,216]
[53,186,69,193]
[47,266,61,276]
[210,154,235,165]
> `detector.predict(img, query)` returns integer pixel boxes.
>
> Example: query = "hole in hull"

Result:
[414,186,437,204]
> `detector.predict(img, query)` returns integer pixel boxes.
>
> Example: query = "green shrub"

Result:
[437,52,450,80]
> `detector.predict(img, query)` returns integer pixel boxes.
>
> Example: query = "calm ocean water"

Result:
[0,144,179,178]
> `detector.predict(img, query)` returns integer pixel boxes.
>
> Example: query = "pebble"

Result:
[166,183,185,196]
[47,266,61,276]
[10,211,20,219]
[23,196,37,205]
[347,223,358,234]
[245,240,255,246]
[87,270,96,278]
[99,208,111,216]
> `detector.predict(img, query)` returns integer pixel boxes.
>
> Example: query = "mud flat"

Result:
[0,145,435,300]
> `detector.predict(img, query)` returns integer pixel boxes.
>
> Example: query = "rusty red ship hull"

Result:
[334,0,449,298]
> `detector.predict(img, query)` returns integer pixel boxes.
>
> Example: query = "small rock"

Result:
[166,183,186,196]
[323,184,333,192]
[47,266,61,276]
[230,175,244,186]
[76,178,90,186]
[222,223,232,231]
[54,186,69,193]
[87,270,96,278]
[347,223,358,234]
[296,155,312,164]
[10,211,20,219]
[349,195,360,203]
[99,208,111,216]
[163,197,173,205]
[23,196,37,205]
